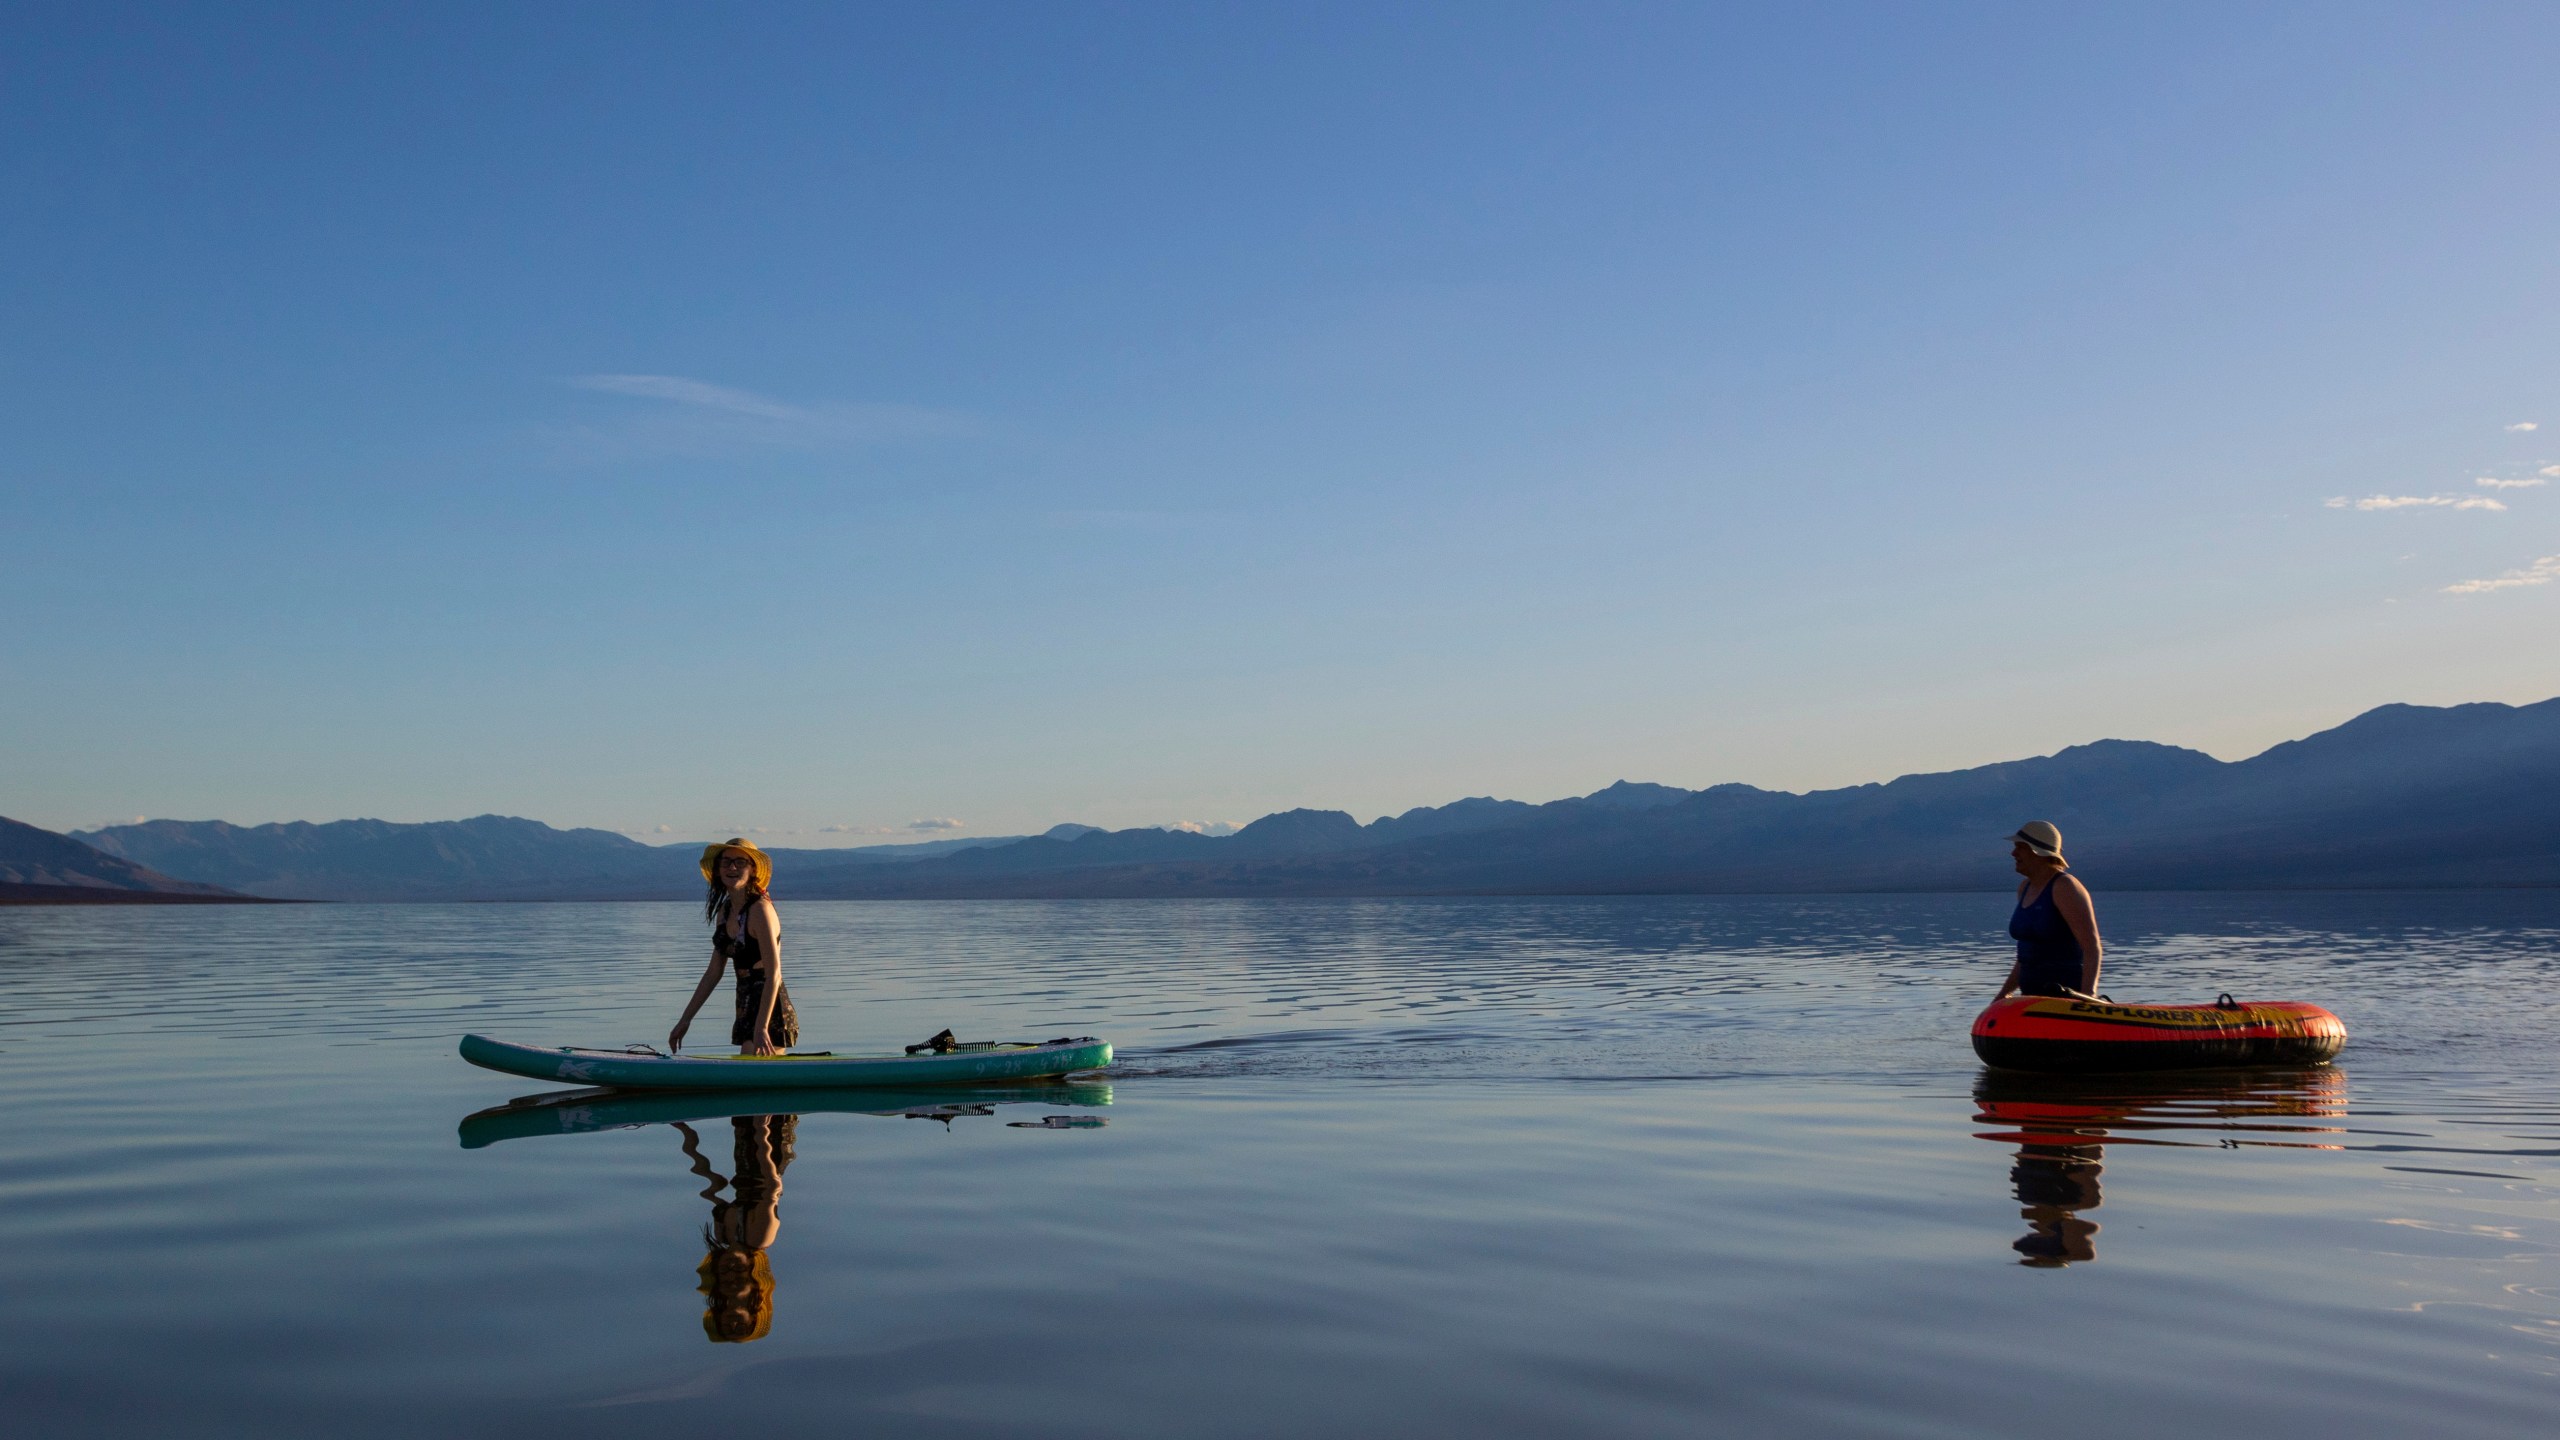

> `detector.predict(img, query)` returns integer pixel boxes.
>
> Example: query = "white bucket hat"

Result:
[2007,821,2066,863]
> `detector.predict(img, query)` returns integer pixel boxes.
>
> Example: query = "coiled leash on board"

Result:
[906,1029,961,1054]
[904,1030,1095,1055]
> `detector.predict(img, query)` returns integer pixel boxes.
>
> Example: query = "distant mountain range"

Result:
[0,815,265,904]
[21,697,2560,901]
[797,699,2560,897]
[65,818,1055,902]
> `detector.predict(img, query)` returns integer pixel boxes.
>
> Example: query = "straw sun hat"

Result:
[2006,821,2066,864]
[699,838,773,889]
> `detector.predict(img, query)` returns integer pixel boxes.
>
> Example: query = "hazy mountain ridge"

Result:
[796,700,2560,898]
[73,815,1036,902]
[73,815,676,902]
[45,698,2560,900]
[0,816,251,900]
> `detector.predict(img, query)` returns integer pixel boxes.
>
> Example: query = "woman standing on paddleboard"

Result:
[670,838,799,1055]
[1994,821,2105,1000]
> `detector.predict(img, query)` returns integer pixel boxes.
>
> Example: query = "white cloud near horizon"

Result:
[2444,555,2560,594]
[612,821,988,843]
[2476,476,2549,490]
[2325,494,2507,511]
[2507,422,2540,432]
[1163,820,1243,835]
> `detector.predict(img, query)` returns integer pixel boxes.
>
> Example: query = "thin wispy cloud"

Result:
[552,373,969,462]
[2444,555,2560,594]
[574,373,802,419]
[2506,422,2540,432]
[908,817,964,832]
[2325,494,2507,511]
[2475,476,2548,491]
[818,823,899,836]
[1045,508,1217,531]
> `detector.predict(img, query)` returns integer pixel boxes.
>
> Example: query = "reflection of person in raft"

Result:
[1973,1078,2109,1267]
[1971,1070,2350,1268]
[674,1113,797,1343]
[2009,1145,2103,1267]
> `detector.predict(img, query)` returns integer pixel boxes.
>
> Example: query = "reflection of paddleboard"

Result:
[458,1033,1111,1090]
[457,1081,1114,1148]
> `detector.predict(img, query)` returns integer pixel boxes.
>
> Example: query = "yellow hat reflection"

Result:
[697,1248,775,1343]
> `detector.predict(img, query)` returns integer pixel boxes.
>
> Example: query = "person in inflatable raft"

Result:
[1993,821,2105,1001]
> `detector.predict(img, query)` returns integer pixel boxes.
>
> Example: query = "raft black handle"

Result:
[2215,992,2240,1010]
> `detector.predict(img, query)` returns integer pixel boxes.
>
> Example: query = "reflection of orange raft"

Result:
[1972,995,2346,1073]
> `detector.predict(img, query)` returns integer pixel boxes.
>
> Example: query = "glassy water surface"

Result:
[5,893,2559,1437]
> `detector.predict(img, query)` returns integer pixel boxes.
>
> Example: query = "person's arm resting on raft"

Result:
[2054,873,2103,998]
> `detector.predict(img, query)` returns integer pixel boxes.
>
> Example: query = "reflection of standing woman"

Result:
[675,1114,798,1343]
[1995,821,2104,1000]
[670,839,799,1056]
[2009,1144,2103,1266]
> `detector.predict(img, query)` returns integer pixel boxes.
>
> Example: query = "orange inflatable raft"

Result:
[1972,994,2346,1073]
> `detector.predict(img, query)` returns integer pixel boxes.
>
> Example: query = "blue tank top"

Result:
[2008,879,2084,996]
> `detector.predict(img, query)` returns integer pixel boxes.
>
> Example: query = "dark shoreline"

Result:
[0,883,302,906]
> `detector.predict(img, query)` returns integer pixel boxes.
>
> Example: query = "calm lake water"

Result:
[6,893,2560,1437]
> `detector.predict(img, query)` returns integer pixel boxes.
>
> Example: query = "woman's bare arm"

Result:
[1994,878,2027,998]
[2054,874,2103,994]
[669,951,727,1052]
[741,899,783,1055]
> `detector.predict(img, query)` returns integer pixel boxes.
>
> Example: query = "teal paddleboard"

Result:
[457,1032,1111,1090]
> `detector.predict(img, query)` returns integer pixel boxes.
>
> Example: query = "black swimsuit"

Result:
[2008,878,2085,998]
[716,899,799,1048]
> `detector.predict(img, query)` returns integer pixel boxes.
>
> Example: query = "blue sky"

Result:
[5,2,2555,844]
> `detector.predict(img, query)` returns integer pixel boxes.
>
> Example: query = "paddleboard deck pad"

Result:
[459,1032,1111,1090]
